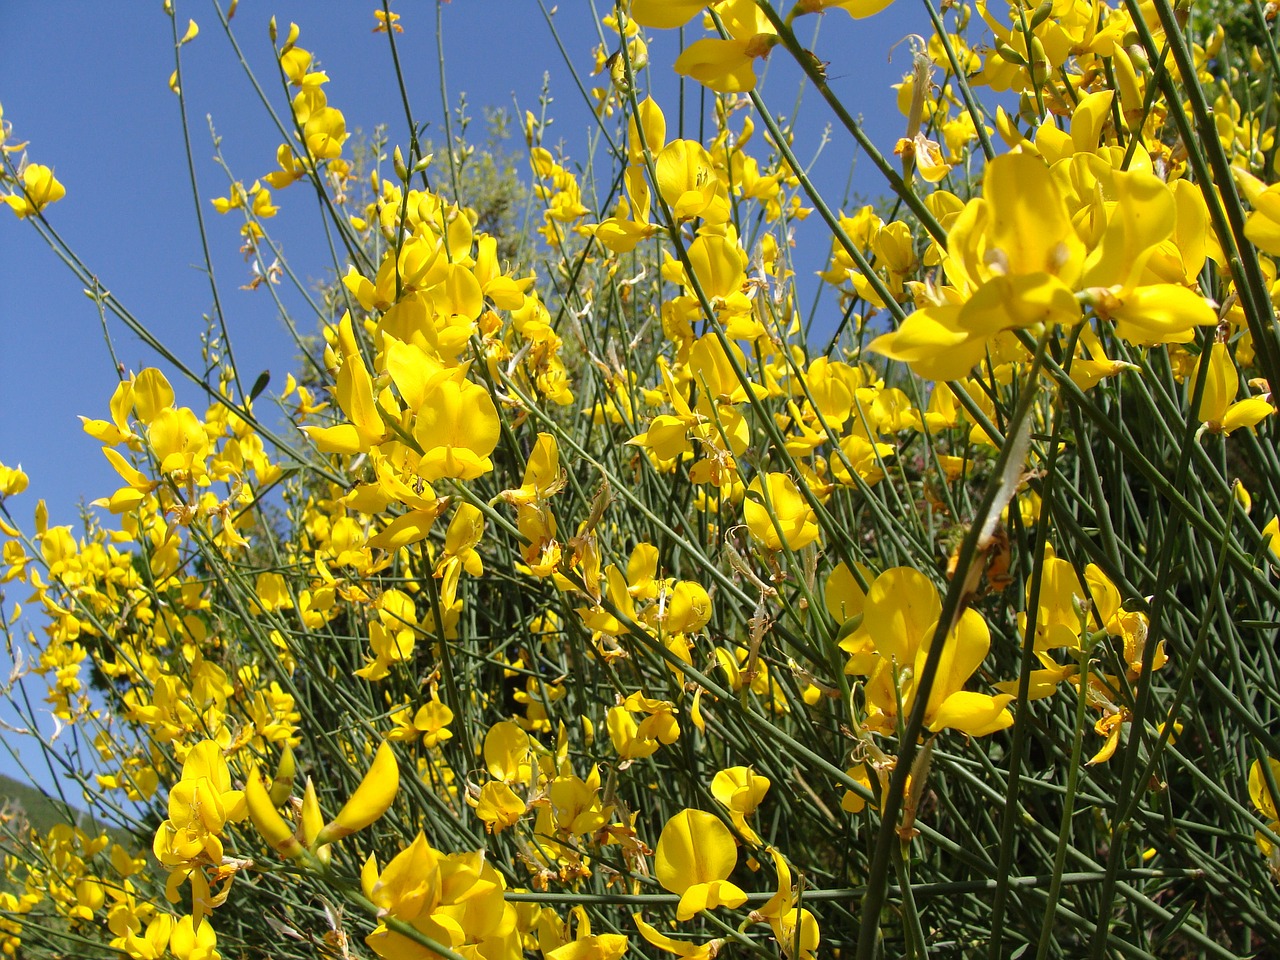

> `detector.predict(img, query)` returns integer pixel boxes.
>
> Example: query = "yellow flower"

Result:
[169,914,218,960]
[1195,341,1273,435]
[1088,708,1129,766]
[546,909,629,960]
[412,377,501,480]
[363,833,517,960]
[1248,758,1280,860]
[655,140,730,224]
[120,913,173,960]
[850,567,1014,736]
[674,37,773,93]
[550,766,612,835]
[304,104,347,160]
[471,780,527,834]
[4,163,65,218]
[0,461,28,496]
[153,741,245,870]
[744,473,819,551]
[870,152,1083,379]
[485,720,534,785]
[607,693,680,762]
[152,741,247,925]
[749,848,820,960]
[895,133,952,183]
[710,766,770,844]
[497,433,567,506]
[666,0,779,93]
[1084,564,1165,680]
[654,809,748,920]
[654,580,712,634]
[388,694,455,749]
[1019,556,1088,653]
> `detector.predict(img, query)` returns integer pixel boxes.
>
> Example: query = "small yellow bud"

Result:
[245,772,303,859]
[268,744,297,807]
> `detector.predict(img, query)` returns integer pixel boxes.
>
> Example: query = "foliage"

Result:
[3,1,1280,959]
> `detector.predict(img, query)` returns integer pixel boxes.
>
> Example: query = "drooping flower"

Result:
[744,473,819,551]
[654,809,748,920]
[1195,341,1273,435]
[710,766,770,844]
[4,163,65,218]
[1248,758,1280,866]
[845,568,1014,736]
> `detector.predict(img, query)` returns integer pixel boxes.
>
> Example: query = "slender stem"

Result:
[856,330,1051,960]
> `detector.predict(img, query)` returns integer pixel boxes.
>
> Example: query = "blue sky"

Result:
[0,1,932,790]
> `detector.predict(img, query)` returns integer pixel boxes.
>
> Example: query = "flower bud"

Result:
[246,771,303,859]
[268,744,296,807]
[301,778,330,865]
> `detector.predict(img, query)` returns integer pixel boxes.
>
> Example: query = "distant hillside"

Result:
[0,773,103,837]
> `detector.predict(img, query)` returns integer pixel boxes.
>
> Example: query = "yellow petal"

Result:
[630,0,707,29]
[1109,284,1216,345]
[335,313,385,445]
[927,691,1015,735]
[245,771,303,858]
[654,808,738,895]
[1249,758,1280,821]
[673,38,759,94]
[984,152,1082,282]
[133,368,175,423]
[315,741,399,845]
[862,567,940,666]
[102,447,154,490]
[367,510,440,552]
[675,878,747,921]
[302,423,367,455]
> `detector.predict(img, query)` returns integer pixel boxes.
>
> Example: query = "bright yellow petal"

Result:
[1249,758,1280,821]
[654,809,738,895]
[315,741,399,845]
[927,691,1015,735]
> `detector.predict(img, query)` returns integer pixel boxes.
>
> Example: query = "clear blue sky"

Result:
[0,1,930,790]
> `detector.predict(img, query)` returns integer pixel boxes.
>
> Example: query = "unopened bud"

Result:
[246,771,304,859]
[1028,36,1050,75]
[1127,43,1150,73]
[996,42,1028,68]
[268,744,296,807]
[301,778,330,865]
